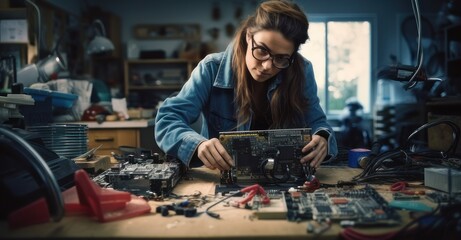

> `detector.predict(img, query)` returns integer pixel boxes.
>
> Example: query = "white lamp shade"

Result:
[17,64,39,87]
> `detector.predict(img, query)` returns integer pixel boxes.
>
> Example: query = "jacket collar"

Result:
[213,43,235,89]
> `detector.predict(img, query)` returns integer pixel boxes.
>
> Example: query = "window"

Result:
[299,17,373,115]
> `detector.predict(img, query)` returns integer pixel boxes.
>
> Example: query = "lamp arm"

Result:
[93,19,107,37]
[25,0,42,60]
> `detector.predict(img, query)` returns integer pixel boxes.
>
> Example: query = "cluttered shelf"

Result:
[0,164,457,240]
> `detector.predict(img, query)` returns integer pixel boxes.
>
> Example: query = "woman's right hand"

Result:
[197,138,234,171]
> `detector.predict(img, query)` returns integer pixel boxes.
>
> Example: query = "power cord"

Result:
[353,119,460,183]
[0,126,64,222]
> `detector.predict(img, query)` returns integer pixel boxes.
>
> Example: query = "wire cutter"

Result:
[390,181,425,195]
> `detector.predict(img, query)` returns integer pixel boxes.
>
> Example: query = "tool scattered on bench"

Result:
[8,169,151,229]
[155,200,198,217]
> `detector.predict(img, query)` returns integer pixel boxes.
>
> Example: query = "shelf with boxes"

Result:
[0,6,29,79]
[123,59,197,109]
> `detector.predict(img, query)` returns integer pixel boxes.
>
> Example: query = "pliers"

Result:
[238,184,270,205]
[390,181,425,195]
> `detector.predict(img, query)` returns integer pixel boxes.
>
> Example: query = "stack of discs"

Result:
[27,124,88,159]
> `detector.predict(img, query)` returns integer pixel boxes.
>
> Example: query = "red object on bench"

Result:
[8,169,151,229]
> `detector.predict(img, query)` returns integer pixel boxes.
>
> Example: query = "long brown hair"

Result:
[232,0,310,128]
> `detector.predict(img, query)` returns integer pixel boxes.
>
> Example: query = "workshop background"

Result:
[1,0,460,156]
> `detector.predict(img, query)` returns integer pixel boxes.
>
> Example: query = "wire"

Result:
[25,0,42,60]
[404,119,460,153]
[0,126,64,222]
[404,0,424,90]
[353,119,460,184]
[205,191,240,219]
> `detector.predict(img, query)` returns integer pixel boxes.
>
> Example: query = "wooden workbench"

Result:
[0,166,426,239]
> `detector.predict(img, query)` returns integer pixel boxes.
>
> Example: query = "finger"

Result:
[205,139,232,171]
[302,140,317,153]
[213,141,234,167]
[198,150,217,170]
[198,141,219,170]
[302,135,321,153]
[311,146,327,168]
[201,158,217,170]
[208,151,227,170]
[301,142,326,166]
[300,148,315,165]
[204,150,226,171]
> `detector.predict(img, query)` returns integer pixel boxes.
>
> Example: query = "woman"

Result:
[155,0,337,171]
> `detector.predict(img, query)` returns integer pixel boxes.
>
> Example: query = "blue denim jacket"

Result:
[155,43,338,167]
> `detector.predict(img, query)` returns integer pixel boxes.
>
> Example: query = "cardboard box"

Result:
[0,19,28,43]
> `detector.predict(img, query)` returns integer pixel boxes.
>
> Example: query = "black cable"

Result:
[404,119,460,154]
[205,191,241,219]
[404,0,424,90]
[0,126,64,222]
[353,120,460,183]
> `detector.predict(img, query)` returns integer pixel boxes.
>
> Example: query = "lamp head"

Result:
[17,52,67,87]
[87,19,114,55]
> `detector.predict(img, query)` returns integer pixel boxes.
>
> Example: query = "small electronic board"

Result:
[219,128,312,185]
[93,154,185,198]
[284,186,401,226]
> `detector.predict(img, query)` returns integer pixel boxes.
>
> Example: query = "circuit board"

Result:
[93,158,185,198]
[219,128,312,185]
[283,186,401,226]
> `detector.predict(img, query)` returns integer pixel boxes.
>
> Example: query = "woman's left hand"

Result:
[300,134,328,168]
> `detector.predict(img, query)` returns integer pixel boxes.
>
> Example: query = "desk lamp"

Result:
[377,0,426,90]
[16,0,67,87]
[86,19,114,55]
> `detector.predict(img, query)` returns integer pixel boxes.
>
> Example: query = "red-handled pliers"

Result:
[239,184,270,205]
[390,181,425,195]
[390,181,408,191]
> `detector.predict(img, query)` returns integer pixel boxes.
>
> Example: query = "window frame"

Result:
[303,14,377,119]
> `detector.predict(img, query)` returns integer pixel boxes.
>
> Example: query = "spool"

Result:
[348,148,371,168]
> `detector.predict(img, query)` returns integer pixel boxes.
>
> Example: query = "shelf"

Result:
[133,24,200,41]
[124,59,197,108]
[0,8,26,19]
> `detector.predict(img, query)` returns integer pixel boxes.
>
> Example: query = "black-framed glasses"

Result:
[251,35,293,69]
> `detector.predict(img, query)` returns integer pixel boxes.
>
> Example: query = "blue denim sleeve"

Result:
[302,59,338,159]
[154,57,214,166]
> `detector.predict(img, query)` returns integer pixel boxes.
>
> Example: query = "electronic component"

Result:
[424,167,461,193]
[284,186,401,226]
[155,202,198,218]
[219,128,311,185]
[93,157,185,198]
[377,64,427,82]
